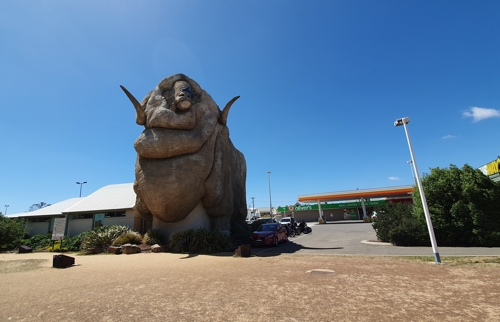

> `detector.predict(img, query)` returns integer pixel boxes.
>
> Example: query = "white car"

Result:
[279,217,292,224]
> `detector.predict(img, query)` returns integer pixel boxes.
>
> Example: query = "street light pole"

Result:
[76,181,87,198]
[267,171,273,220]
[251,197,255,218]
[395,117,441,263]
[4,205,8,216]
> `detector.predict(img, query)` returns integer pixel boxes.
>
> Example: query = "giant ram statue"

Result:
[120,74,247,235]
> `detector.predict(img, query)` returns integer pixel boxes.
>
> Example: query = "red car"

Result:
[250,223,288,246]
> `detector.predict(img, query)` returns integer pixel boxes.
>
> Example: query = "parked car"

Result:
[279,217,292,224]
[250,223,287,246]
[259,218,276,223]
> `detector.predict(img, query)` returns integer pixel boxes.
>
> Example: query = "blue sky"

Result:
[1,1,499,215]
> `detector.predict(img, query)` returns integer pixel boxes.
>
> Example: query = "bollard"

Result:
[53,254,75,268]
[234,244,251,257]
[18,245,32,253]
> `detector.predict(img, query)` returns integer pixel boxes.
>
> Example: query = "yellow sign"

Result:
[486,157,500,176]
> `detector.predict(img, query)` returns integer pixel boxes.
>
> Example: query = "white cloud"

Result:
[463,106,500,122]
[389,176,400,181]
[442,134,457,139]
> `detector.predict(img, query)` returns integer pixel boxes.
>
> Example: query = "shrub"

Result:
[372,202,428,246]
[80,225,131,254]
[169,229,196,253]
[169,228,232,254]
[47,240,68,252]
[112,231,143,246]
[65,232,88,252]
[22,234,52,250]
[0,215,27,250]
[389,215,430,246]
[143,229,164,245]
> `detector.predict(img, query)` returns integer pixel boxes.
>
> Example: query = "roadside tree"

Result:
[28,202,51,212]
[0,214,27,250]
[413,164,500,246]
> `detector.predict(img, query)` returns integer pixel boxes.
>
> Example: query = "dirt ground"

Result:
[0,251,499,322]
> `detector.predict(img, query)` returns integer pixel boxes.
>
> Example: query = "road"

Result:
[252,220,500,257]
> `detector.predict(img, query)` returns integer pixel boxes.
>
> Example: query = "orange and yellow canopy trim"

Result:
[298,185,413,203]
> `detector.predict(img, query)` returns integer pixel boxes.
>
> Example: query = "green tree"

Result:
[0,215,27,250]
[413,164,500,246]
[28,202,51,212]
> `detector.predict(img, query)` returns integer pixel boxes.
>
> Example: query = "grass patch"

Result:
[0,259,47,274]
[393,256,500,266]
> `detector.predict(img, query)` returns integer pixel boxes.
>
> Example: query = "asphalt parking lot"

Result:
[252,220,500,257]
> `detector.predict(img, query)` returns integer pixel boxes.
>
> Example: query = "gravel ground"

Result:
[1,251,499,322]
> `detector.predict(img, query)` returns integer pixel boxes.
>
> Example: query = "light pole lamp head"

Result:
[394,117,410,127]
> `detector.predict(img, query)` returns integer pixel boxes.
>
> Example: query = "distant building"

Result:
[254,207,276,218]
[283,185,414,222]
[246,207,261,220]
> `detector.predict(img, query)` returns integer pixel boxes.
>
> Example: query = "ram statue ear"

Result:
[219,96,240,126]
[120,85,146,125]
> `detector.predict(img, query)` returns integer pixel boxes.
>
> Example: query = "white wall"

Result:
[152,201,211,241]
[104,212,135,229]
[26,222,50,236]
[67,219,93,237]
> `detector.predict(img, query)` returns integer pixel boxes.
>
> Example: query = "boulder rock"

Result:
[108,246,122,254]
[151,244,169,253]
[122,244,141,255]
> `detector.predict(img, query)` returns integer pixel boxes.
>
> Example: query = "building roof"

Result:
[63,183,135,213]
[7,198,84,218]
[298,185,414,203]
[7,183,136,218]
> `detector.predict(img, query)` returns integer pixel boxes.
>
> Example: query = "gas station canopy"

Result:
[298,185,414,203]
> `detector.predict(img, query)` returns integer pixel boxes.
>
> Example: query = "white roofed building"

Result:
[8,183,141,237]
[63,183,140,236]
[8,198,84,236]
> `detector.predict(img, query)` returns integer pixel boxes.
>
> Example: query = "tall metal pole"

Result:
[251,197,255,218]
[4,205,9,216]
[401,121,441,263]
[76,181,87,198]
[267,171,272,220]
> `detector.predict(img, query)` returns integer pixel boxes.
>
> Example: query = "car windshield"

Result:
[257,224,277,232]
[280,218,290,223]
